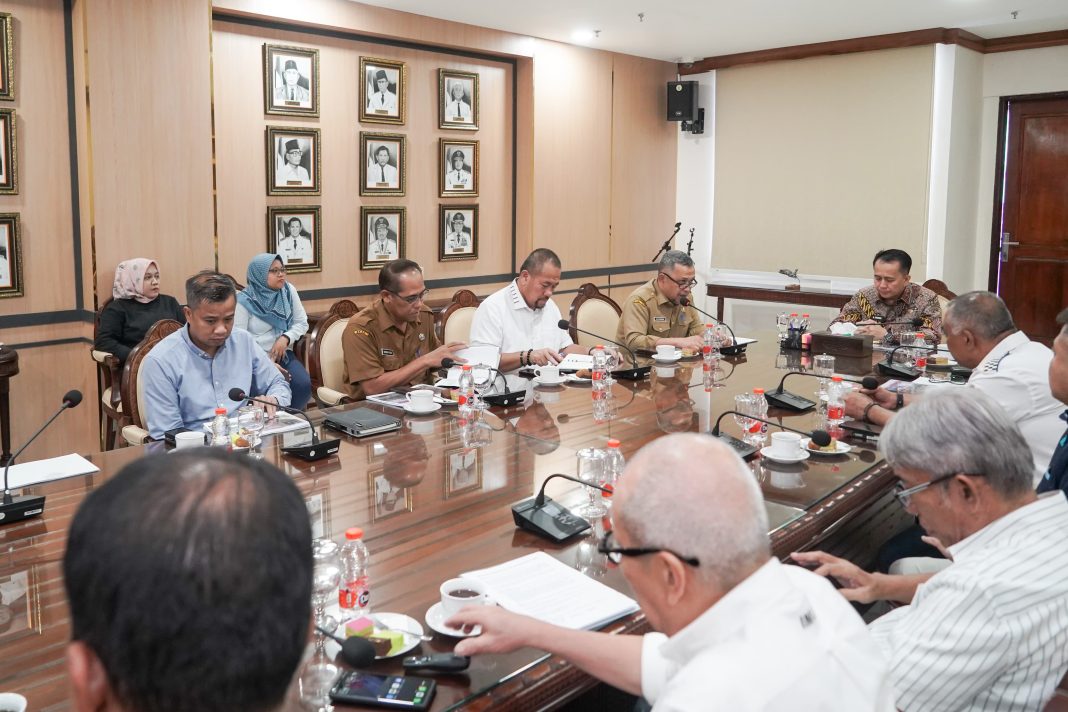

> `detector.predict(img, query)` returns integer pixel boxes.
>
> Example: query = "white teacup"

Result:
[406,418,435,435]
[768,431,803,458]
[175,430,206,449]
[0,693,28,712]
[534,365,562,383]
[406,389,436,411]
[439,577,490,617]
[655,344,677,359]
[655,365,677,378]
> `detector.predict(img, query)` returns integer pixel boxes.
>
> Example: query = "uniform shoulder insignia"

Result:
[633,298,646,306]
[352,327,371,337]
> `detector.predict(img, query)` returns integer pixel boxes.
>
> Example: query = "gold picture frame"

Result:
[263,43,320,118]
[369,468,414,521]
[0,108,16,194]
[439,204,478,262]
[360,206,406,270]
[0,566,42,645]
[0,13,14,102]
[438,69,478,131]
[267,205,322,273]
[444,447,482,498]
[0,213,22,298]
[359,56,407,126]
[266,126,321,196]
[360,132,406,197]
[439,139,478,198]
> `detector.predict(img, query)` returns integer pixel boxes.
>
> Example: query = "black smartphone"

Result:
[840,419,882,438]
[329,671,435,710]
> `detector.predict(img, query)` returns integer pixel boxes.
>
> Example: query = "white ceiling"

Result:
[354,0,1068,62]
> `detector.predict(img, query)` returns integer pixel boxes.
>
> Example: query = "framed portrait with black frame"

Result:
[0,12,13,102]
[267,206,321,273]
[266,126,320,196]
[360,132,405,197]
[0,108,16,194]
[359,56,406,125]
[438,69,478,131]
[263,43,319,118]
[439,139,478,198]
[0,213,22,298]
[360,206,405,270]
[439,205,478,262]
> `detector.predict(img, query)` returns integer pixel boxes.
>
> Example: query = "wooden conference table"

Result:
[0,334,903,711]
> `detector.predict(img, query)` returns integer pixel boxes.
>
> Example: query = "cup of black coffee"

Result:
[439,577,489,616]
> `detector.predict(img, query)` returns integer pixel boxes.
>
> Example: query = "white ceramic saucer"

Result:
[404,402,442,415]
[800,437,852,456]
[425,601,481,638]
[759,446,810,464]
[533,377,567,387]
[652,351,682,363]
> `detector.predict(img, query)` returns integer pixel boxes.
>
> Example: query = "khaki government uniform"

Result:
[616,278,703,352]
[341,298,440,400]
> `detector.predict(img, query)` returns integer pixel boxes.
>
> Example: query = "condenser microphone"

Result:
[556,320,650,380]
[709,411,832,460]
[764,372,881,412]
[512,473,613,542]
[678,297,748,356]
[1,389,83,525]
[228,388,340,461]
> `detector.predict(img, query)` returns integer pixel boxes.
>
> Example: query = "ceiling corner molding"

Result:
[982,28,1068,54]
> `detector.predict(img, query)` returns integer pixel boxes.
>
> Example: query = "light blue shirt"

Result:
[141,326,291,439]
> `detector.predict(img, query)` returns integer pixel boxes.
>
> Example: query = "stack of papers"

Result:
[462,551,639,630]
[436,345,501,387]
[5,453,99,489]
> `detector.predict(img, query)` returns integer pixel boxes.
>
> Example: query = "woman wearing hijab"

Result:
[234,253,311,409]
[94,258,184,362]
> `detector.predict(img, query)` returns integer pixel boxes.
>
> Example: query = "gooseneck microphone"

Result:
[441,358,525,407]
[228,388,340,461]
[710,410,832,460]
[316,626,376,668]
[1,389,82,525]
[652,221,683,263]
[678,297,747,356]
[556,320,651,381]
[512,473,613,542]
[876,345,922,381]
[765,372,881,412]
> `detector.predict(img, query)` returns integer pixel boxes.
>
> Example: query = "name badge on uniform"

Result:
[652,316,668,323]
[381,348,395,356]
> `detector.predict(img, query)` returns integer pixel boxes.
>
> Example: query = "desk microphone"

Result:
[678,297,747,356]
[316,626,376,668]
[556,320,650,380]
[876,345,922,381]
[441,358,525,407]
[1,389,82,525]
[710,411,831,460]
[512,473,612,542]
[765,372,880,412]
[228,388,340,461]
[652,221,682,263]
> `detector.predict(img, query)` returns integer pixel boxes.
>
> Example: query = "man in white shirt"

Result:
[277,217,313,264]
[277,139,310,186]
[795,388,1068,712]
[468,248,587,372]
[448,434,894,711]
[367,145,398,188]
[366,69,398,114]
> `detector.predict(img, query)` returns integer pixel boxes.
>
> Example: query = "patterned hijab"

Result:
[237,253,292,333]
[112,258,157,303]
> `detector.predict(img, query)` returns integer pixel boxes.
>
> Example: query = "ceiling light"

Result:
[572,29,595,42]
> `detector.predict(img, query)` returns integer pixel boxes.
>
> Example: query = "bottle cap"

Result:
[802,313,810,317]
[607,438,620,448]
[461,364,472,371]
[214,407,227,415]
[790,312,798,316]
[705,323,713,328]
[753,388,764,394]
[596,344,604,349]
[345,527,364,540]
[832,376,843,381]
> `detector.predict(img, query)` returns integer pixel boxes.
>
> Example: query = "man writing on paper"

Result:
[448,434,893,710]
[469,248,587,372]
[617,251,706,354]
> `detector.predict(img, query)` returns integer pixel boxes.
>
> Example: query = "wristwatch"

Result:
[895,392,905,410]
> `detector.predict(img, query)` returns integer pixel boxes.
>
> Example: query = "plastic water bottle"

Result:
[750,388,769,445]
[339,527,371,622]
[776,312,789,342]
[827,376,847,426]
[602,439,625,507]
[210,407,230,447]
[458,365,475,418]
[591,345,608,398]
[702,323,718,357]
[800,313,811,332]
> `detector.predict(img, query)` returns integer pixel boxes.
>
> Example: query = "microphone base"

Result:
[720,343,748,356]
[712,433,758,460]
[764,389,816,412]
[511,496,591,542]
[877,362,921,381]
[612,366,651,381]
[281,438,341,462]
[483,390,526,407]
[0,493,46,526]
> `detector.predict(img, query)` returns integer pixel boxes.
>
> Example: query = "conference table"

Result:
[0,333,906,710]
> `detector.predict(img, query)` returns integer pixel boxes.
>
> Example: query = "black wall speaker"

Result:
[667,81,698,122]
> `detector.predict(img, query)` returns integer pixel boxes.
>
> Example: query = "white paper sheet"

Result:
[435,345,501,387]
[5,453,99,489]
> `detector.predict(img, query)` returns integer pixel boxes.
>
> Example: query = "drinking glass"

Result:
[298,645,339,712]
[311,538,340,635]
[576,448,608,518]
[714,325,727,351]
[813,354,835,400]
[602,346,621,385]
[733,393,754,438]
[237,404,265,453]
[470,364,493,411]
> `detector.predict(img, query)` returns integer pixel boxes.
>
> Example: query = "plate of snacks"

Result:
[800,437,851,456]
[339,612,425,659]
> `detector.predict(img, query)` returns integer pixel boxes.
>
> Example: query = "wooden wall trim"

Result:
[680,26,1068,73]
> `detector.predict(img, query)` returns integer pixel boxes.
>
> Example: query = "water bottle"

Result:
[339,527,371,622]
[210,407,230,447]
[800,313,810,332]
[702,323,718,354]
[776,312,789,342]
[458,365,475,418]
[602,439,625,507]
[591,345,608,398]
[751,388,769,445]
[827,376,847,426]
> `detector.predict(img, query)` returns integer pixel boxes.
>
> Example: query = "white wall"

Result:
[676,70,716,314]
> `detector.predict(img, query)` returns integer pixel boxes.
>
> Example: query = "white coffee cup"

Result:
[533,365,562,383]
[0,693,28,712]
[406,390,436,411]
[655,365,677,378]
[406,418,435,435]
[175,431,205,449]
[655,344,677,358]
[769,431,802,458]
[439,577,490,617]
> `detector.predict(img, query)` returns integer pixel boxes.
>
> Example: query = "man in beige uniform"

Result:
[342,259,464,400]
[617,250,704,352]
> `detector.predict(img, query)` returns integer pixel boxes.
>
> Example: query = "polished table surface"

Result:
[706,281,852,321]
[0,333,896,710]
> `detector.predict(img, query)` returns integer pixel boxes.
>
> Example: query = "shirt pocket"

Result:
[380,353,402,372]
[650,316,671,334]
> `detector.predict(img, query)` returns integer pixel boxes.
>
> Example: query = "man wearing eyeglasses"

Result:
[794,389,1068,712]
[617,250,705,353]
[341,259,464,400]
[447,434,894,710]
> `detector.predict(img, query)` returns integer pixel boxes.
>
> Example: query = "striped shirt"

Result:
[869,493,1068,711]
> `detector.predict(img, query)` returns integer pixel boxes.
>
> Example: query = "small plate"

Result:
[652,351,682,363]
[404,402,442,415]
[759,446,810,464]
[800,437,852,456]
[565,374,592,384]
[329,611,425,660]
[533,377,567,387]
[425,601,481,638]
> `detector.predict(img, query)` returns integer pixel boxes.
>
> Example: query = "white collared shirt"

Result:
[869,493,1068,711]
[640,559,895,711]
[468,280,573,363]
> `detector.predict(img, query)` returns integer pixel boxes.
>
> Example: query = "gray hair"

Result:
[658,250,694,272]
[882,388,1033,498]
[616,434,769,590]
[185,270,236,309]
[945,291,1016,340]
[519,248,561,276]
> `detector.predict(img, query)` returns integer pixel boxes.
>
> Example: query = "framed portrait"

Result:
[0,13,13,101]
[360,132,406,197]
[0,213,22,298]
[369,469,413,522]
[0,567,42,645]
[267,205,321,273]
[359,56,406,125]
[263,44,319,117]
[444,448,482,498]
[0,108,16,195]
[439,205,478,261]
[303,490,331,540]
[439,139,478,197]
[266,126,320,196]
[360,206,405,270]
[438,69,479,131]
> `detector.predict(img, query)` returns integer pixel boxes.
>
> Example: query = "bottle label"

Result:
[340,575,370,610]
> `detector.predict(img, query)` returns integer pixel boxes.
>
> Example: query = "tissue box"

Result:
[809,332,873,358]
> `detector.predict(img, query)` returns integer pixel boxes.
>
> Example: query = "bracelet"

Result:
[527,349,533,366]
[520,351,527,367]
[862,402,878,424]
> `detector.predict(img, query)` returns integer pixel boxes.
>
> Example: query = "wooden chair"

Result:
[118,319,183,445]
[567,283,622,348]
[435,289,481,345]
[91,298,128,450]
[306,299,360,406]
[922,278,958,313]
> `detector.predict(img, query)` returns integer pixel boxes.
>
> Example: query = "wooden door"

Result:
[992,93,1068,345]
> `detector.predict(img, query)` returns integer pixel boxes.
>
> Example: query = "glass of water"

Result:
[237,404,265,452]
[576,448,608,519]
[813,354,835,400]
[733,393,754,439]
[470,364,493,411]
[311,538,340,635]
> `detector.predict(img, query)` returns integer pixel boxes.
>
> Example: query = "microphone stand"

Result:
[686,227,695,256]
[652,223,682,263]
[512,473,613,542]
[709,410,832,460]
[230,388,340,461]
[679,298,747,356]
[557,320,650,380]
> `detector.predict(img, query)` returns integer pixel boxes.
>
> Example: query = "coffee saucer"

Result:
[425,602,481,638]
[652,351,682,363]
[759,447,810,464]
[404,402,442,415]
[533,377,566,387]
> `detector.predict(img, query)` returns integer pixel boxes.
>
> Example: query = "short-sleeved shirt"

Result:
[616,278,703,352]
[468,280,573,362]
[341,298,439,400]
[830,283,943,344]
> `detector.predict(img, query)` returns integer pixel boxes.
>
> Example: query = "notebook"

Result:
[322,407,401,438]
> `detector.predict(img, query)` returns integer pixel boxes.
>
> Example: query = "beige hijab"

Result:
[112,258,157,303]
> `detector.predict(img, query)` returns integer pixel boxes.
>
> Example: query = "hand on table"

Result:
[447,606,545,656]
[844,391,874,420]
[790,551,881,603]
[257,395,279,419]
[855,324,887,340]
[424,342,467,369]
[529,348,562,367]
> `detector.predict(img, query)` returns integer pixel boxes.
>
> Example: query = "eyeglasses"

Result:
[267,267,287,276]
[597,530,700,567]
[893,472,983,508]
[658,272,698,289]
[387,288,430,305]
